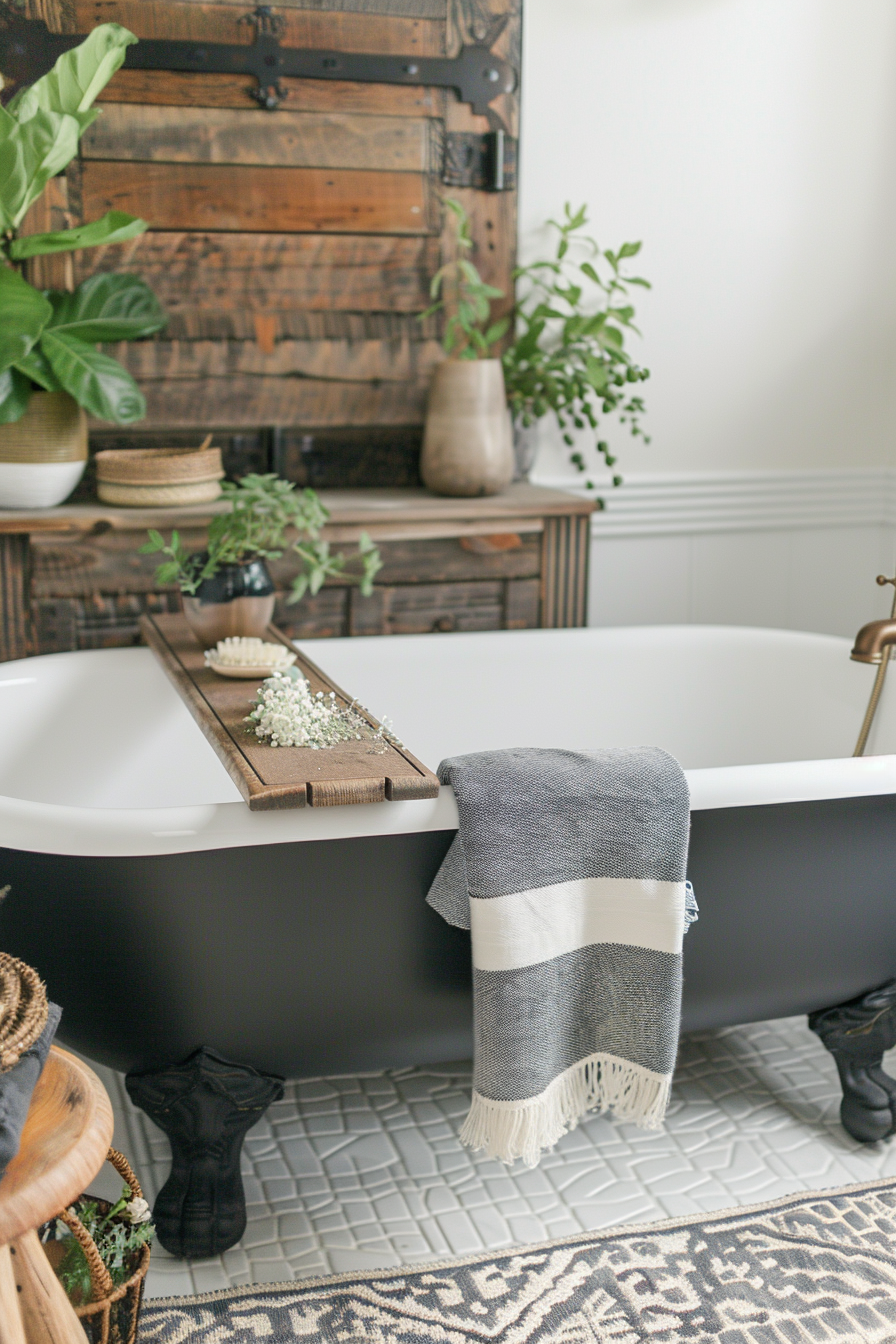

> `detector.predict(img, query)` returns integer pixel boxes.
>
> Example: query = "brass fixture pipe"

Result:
[852,575,896,757]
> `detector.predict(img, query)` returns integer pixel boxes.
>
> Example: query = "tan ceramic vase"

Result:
[420,359,514,497]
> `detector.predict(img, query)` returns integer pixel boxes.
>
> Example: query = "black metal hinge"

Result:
[443,128,515,192]
[0,4,517,116]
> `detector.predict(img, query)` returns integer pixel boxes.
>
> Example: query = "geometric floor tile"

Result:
[81,1016,896,1299]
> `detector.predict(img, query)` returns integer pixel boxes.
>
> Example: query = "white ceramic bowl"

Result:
[0,461,86,509]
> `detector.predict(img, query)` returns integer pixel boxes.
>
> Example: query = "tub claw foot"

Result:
[125,1046,284,1258]
[808,979,896,1143]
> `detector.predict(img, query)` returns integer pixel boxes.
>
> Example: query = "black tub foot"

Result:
[808,980,896,1143]
[125,1046,284,1258]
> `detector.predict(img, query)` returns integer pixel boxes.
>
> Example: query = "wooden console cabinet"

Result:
[0,485,594,662]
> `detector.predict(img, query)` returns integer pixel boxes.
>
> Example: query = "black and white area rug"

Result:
[138,1176,896,1343]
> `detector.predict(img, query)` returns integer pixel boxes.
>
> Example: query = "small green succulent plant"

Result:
[141,474,382,602]
[0,23,166,425]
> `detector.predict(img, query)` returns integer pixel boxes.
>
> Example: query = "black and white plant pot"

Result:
[181,554,276,647]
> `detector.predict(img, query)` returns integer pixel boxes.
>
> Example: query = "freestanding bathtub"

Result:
[2,624,896,1255]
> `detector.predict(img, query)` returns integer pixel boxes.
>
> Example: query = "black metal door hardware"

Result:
[0,4,517,115]
[443,128,515,191]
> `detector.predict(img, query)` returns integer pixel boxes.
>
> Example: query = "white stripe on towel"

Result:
[469,878,686,971]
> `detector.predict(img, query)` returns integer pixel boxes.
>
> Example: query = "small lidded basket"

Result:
[95,442,223,506]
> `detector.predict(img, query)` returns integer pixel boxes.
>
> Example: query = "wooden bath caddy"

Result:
[139,612,440,810]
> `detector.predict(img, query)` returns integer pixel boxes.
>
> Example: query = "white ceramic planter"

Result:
[0,461,87,509]
[420,359,514,497]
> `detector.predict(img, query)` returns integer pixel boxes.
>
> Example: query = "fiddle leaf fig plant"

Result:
[0,23,166,426]
[420,198,509,359]
[502,203,651,490]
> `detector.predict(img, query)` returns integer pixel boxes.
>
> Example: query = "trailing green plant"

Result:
[0,24,166,426]
[502,203,651,490]
[54,1187,154,1304]
[421,197,509,359]
[140,473,382,602]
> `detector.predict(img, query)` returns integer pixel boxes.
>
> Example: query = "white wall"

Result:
[517,1,896,634]
[519,0,896,478]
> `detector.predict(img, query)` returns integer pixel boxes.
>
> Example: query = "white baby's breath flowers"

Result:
[205,637,296,671]
[246,671,396,751]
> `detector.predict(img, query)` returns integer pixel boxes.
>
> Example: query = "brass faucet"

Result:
[852,575,896,756]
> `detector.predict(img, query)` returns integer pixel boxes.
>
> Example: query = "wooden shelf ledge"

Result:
[0,484,596,536]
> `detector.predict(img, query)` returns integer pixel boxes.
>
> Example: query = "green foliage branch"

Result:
[420,198,508,359]
[0,24,167,426]
[55,1187,155,1304]
[502,203,651,490]
[140,474,383,604]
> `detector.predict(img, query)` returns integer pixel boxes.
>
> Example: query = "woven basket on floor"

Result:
[52,1148,152,1344]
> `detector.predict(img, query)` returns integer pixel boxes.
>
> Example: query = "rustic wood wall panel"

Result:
[19,0,521,451]
[80,163,434,234]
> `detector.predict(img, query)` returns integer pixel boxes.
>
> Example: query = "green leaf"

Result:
[40,329,146,422]
[9,211,148,260]
[0,104,81,229]
[0,267,52,373]
[47,273,167,342]
[618,241,642,259]
[483,317,509,346]
[138,530,166,554]
[14,345,62,392]
[8,25,137,130]
[0,367,32,424]
[580,262,601,284]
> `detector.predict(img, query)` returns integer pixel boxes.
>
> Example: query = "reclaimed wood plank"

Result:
[80,161,433,234]
[108,337,443,382]
[73,232,440,316]
[348,578,508,634]
[82,104,433,173]
[75,1,445,54]
[157,312,439,340]
[140,611,440,807]
[99,70,443,116]
[0,536,31,660]
[171,0,447,14]
[134,375,429,426]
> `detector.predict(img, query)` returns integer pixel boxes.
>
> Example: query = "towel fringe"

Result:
[460,1053,672,1167]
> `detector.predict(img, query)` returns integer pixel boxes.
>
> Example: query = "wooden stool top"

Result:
[0,1047,114,1245]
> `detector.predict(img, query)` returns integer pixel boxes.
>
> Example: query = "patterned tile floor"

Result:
[81,1017,896,1299]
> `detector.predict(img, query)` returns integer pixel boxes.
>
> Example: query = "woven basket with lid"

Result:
[95,446,224,505]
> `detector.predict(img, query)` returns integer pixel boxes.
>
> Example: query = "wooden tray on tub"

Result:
[139,612,440,810]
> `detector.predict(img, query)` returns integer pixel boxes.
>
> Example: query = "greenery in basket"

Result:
[420,198,509,359]
[55,1186,154,1303]
[0,24,167,426]
[140,473,383,602]
[502,203,651,491]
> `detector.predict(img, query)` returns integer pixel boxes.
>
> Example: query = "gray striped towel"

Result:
[427,746,692,1167]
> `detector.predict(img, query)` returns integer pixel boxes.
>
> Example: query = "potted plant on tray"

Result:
[419,198,513,497]
[502,203,651,491]
[140,474,382,645]
[0,23,167,509]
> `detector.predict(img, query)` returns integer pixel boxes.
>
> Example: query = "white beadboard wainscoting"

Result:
[535,470,896,638]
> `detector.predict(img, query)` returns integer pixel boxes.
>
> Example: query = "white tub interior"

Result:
[0,626,894,854]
